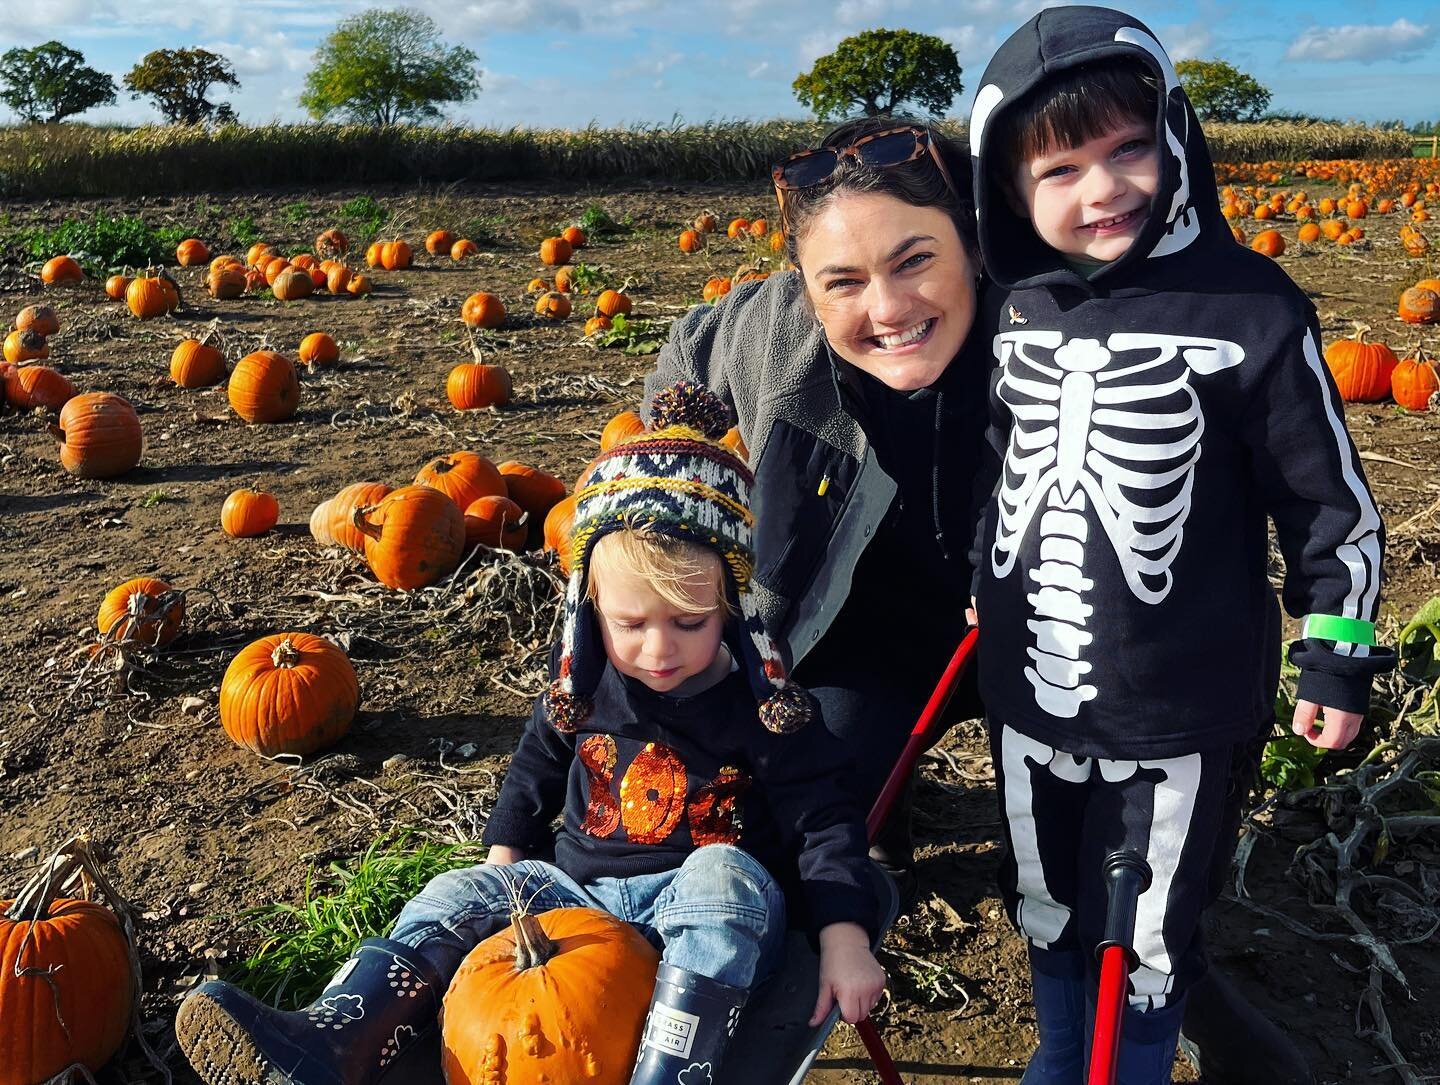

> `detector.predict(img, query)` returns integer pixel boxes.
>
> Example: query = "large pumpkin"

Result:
[543,494,578,574]
[498,461,567,520]
[599,410,645,451]
[96,577,184,645]
[447,361,513,410]
[1393,348,1440,411]
[461,292,506,329]
[125,274,178,320]
[441,906,658,1085]
[380,239,412,270]
[464,495,528,550]
[229,351,299,423]
[0,878,134,1085]
[51,393,143,478]
[271,267,315,302]
[1323,329,1398,403]
[14,305,60,337]
[220,633,359,758]
[354,486,466,590]
[3,330,49,364]
[221,488,280,538]
[170,339,226,389]
[414,451,506,512]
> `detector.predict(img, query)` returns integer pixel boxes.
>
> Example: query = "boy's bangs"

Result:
[1009,60,1160,168]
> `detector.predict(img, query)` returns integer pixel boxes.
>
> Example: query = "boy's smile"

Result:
[1013,120,1160,264]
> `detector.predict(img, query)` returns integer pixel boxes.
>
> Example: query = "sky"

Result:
[0,0,1436,128]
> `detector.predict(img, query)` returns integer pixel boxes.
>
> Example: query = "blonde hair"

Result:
[587,522,734,618]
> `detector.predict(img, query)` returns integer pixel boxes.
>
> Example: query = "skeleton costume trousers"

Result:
[989,720,1249,1010]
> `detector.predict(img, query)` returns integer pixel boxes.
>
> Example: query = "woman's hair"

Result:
[781,114,978,267]
[994,59,1161,189]
[586,522,734,618]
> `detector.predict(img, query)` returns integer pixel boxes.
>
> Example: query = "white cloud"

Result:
[1285,18,1433,63]
[747,60,770,79]
[1161,24,1212,61]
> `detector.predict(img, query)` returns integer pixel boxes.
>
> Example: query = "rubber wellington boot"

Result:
[628,962,748,1085]
[1177,968,1313,1084]
[1021,949,1086,1085]
[1115,997,1186,1085]
[176,938,442,1085]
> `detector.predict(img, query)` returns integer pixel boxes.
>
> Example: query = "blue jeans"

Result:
[389,844,788,991]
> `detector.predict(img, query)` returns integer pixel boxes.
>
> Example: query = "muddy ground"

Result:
[1,180,1437,1084]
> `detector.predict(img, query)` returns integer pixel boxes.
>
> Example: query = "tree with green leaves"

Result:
[0,41,116,123]
[1175,59,1271,123]
[793,28,963,121]
[124,48,240,124]
[301,8,481,125]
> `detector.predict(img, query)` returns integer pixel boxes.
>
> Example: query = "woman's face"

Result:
[796,191,977,392]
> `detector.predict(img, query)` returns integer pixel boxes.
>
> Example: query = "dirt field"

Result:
[1,180,1437,1084]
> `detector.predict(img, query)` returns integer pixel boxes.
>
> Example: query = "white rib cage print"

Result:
[990,330,1245,718]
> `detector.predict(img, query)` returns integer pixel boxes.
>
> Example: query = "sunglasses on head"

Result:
[771,125,960,233]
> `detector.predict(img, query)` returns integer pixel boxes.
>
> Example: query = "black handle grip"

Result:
[1096,851,1153,963]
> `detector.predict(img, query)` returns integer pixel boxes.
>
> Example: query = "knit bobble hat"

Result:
[544,382,816,735]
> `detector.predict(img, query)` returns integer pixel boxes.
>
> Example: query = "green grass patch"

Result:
[339,196,388,242]
[225,832,483,1009]
[227,214,261,249]
[592,312,670,356]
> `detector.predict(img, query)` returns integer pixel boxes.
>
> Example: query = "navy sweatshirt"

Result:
[967,6,1394,760]
[481,653,880,940]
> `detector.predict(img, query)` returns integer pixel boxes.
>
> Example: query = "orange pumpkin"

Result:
[694,212,718,233]
[450,238,479,261]
[447,359,512,410]
[263,257,291,286]
[326,264,353,295]
[290,253,318,272]
[207,267,246,299]
[543,494,578,574]
[1297,223,1321,244]
[96,577,183,645]
[170,339,227,388]
[271,267,314,301]
[595,289,632,318]
[464,495,528,550]
[1392,348,1440,411]
[1323,328,1398,403]
[721,426,749,461]
[554,266,575,293]
[14,304,60,336]
[380,239,412,270]
[1398,287,1439,324]
[126,274,177,319]
[749,217,769,237]
[526,278,550,295]
[678,229,704,253]
[3,329,48,364]
[4,364,75,412]
[534,291,571,320]
[353,485,467,590]
[315,228,349,257]
[365,241,384,268]
[1250,230,1284,258]
[175,238,210,266]
[51,392,143,478]
[246,242,276,267]
[561,225,588,249]
[221,488,280,537]
[538,236,573,266]
[415,451,506,511]
[346,273,373,297]
[727,217,751,239]
[220,633,359,758]
[105,274,131,300]
[319,482,393,553]
[584,315,612,336]
[228,350,300,423]
[441,907,659,1085]
[600,409,645,451]
[461,292,506,329]
[0,887,134,1085]
[703,277,733,303]
[41,255,83,284]
[298,332,339,367]
[425,229,456,256]
[498,461,567,520]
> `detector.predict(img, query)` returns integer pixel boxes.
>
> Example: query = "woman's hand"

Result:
[809,922,887,1026]
[966,595,979,629]
[485,845,526,865]
[1292,701,1363,750]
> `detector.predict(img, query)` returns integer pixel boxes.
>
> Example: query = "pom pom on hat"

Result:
[757,683,816,735]
[544,680,593,733]
[648,381,732,440]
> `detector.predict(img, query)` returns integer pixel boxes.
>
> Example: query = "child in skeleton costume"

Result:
[967,7,1394,1083]
[174,383,885,1085]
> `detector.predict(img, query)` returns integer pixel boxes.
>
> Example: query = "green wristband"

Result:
[1302,613,1376,646]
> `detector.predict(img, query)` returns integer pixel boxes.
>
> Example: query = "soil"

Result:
[1,180,1437,1085]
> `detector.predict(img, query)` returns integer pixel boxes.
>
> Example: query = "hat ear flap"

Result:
[729,587,815,734]
[544,568,600,732]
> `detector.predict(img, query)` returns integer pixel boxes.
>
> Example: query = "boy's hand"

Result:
[1292,700,1363,750]
[485,845,525,865]
[966,596,979,629]
[809,923,887,1026]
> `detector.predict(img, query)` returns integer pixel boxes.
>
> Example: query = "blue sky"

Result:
[1,1,1436,127]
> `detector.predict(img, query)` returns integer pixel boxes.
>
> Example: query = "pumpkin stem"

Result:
[352,504,382,542]
[271,637,302,669]
[510,910,557,971]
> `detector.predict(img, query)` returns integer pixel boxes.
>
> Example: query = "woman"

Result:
[645,116,989,892]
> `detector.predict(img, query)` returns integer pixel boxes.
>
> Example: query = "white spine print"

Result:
[992,331,1244,717]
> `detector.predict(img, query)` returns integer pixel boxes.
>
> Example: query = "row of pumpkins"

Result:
[1325,327,1439,409]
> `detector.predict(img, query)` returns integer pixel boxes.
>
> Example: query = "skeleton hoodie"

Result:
[968,6,1393,759]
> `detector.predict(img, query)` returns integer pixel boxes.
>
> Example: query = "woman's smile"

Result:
[869,317,937,352]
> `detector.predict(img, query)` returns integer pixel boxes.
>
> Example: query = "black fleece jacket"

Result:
[967,6,1394,759]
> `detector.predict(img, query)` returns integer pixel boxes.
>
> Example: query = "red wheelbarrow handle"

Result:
[865,627,978,845]
[1088,852,1153,1085]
